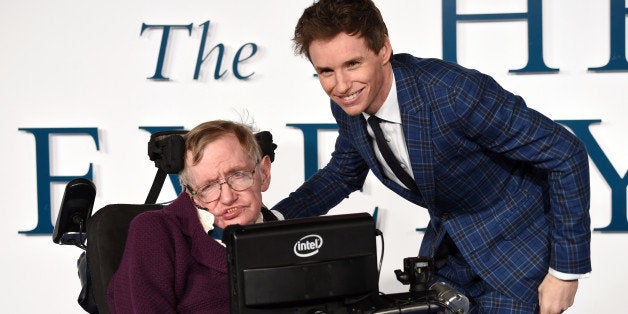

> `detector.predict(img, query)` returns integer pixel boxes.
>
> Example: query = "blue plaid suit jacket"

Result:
[273,54,591,302]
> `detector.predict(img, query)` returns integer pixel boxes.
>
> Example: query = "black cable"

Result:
[375,229,384,282]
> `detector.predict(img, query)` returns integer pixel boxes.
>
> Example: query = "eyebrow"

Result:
[314,65,332,73]
[346,56,364,65]
[314,57,364,73]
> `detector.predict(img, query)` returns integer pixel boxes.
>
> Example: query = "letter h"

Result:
[442,0,557,73]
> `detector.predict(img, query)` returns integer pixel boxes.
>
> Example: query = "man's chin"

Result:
[340,105,366,116]
[222,216,256,228]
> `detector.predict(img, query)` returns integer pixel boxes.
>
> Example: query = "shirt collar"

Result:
[363,72,400,124]
[196,207,215,233]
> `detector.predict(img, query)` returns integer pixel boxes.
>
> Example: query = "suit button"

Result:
[440,213,451,221]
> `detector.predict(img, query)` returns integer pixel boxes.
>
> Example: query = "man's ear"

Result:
[380,36,392,65]
[259,155,272,192]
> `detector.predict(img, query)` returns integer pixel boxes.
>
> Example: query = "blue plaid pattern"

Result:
[272,54,591,306]
[435,238,540,313]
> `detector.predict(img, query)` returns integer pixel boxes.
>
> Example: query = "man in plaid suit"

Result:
[272,0,591,313]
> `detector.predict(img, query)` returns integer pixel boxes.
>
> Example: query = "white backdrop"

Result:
[1,0,626,313]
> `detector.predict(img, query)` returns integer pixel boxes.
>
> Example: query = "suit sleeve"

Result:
[107,213,178,313]
[453,71,591,275]
[272,102,370,218]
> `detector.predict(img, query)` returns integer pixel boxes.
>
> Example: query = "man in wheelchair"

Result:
[54,120,470,313]
[108,120,278,313]
[54,120,279,313]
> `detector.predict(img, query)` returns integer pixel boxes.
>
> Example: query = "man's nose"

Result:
[334,71,351,93]
[218,182,236,204]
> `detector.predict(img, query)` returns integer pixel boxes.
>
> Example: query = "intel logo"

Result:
[294,234,323,257]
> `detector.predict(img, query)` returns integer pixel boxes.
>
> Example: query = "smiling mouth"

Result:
[340,88,363,102]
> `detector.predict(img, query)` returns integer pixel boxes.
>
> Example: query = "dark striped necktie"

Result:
[367,115,420,195]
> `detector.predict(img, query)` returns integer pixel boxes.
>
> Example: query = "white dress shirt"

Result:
[363,73,415,189]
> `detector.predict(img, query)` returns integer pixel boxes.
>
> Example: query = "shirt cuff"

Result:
[549,267,590,280]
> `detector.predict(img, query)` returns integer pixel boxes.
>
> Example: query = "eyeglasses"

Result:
[187,167,257,203]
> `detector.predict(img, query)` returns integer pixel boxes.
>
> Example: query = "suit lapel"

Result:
[189,222,227,273]
[394,61,436,210]
[169,194,228,273]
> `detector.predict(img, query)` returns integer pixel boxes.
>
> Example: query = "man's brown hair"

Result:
[179,120,261,187]
[293,0,389,59]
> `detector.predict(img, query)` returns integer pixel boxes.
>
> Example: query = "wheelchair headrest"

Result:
[147,129,278,175]
[148,130,188,174]
[254,131,277,163]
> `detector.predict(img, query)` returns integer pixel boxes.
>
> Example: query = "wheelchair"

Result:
[52,129,467,313]
[52,129,277,313]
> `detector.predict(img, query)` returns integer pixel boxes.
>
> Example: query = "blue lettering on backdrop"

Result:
[194,20,226,80]
[286,123,338,180]
[141,21,259,81]
[442,0,557,73]
[18,128,99,234]
[193,20,258,80]
[144,4,628,80]
[18,120,628,234]
[17,121,628,234]
[140,23,193,80]
[233,43,257,80]
[588,0,628,71]
[558,120,628,232]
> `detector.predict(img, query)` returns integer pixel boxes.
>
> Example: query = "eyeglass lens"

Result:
[197,170,254,202]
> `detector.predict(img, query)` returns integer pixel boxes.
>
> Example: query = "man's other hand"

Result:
[538,273,578,314]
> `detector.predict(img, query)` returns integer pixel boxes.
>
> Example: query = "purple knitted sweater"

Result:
[107,193,229,313]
